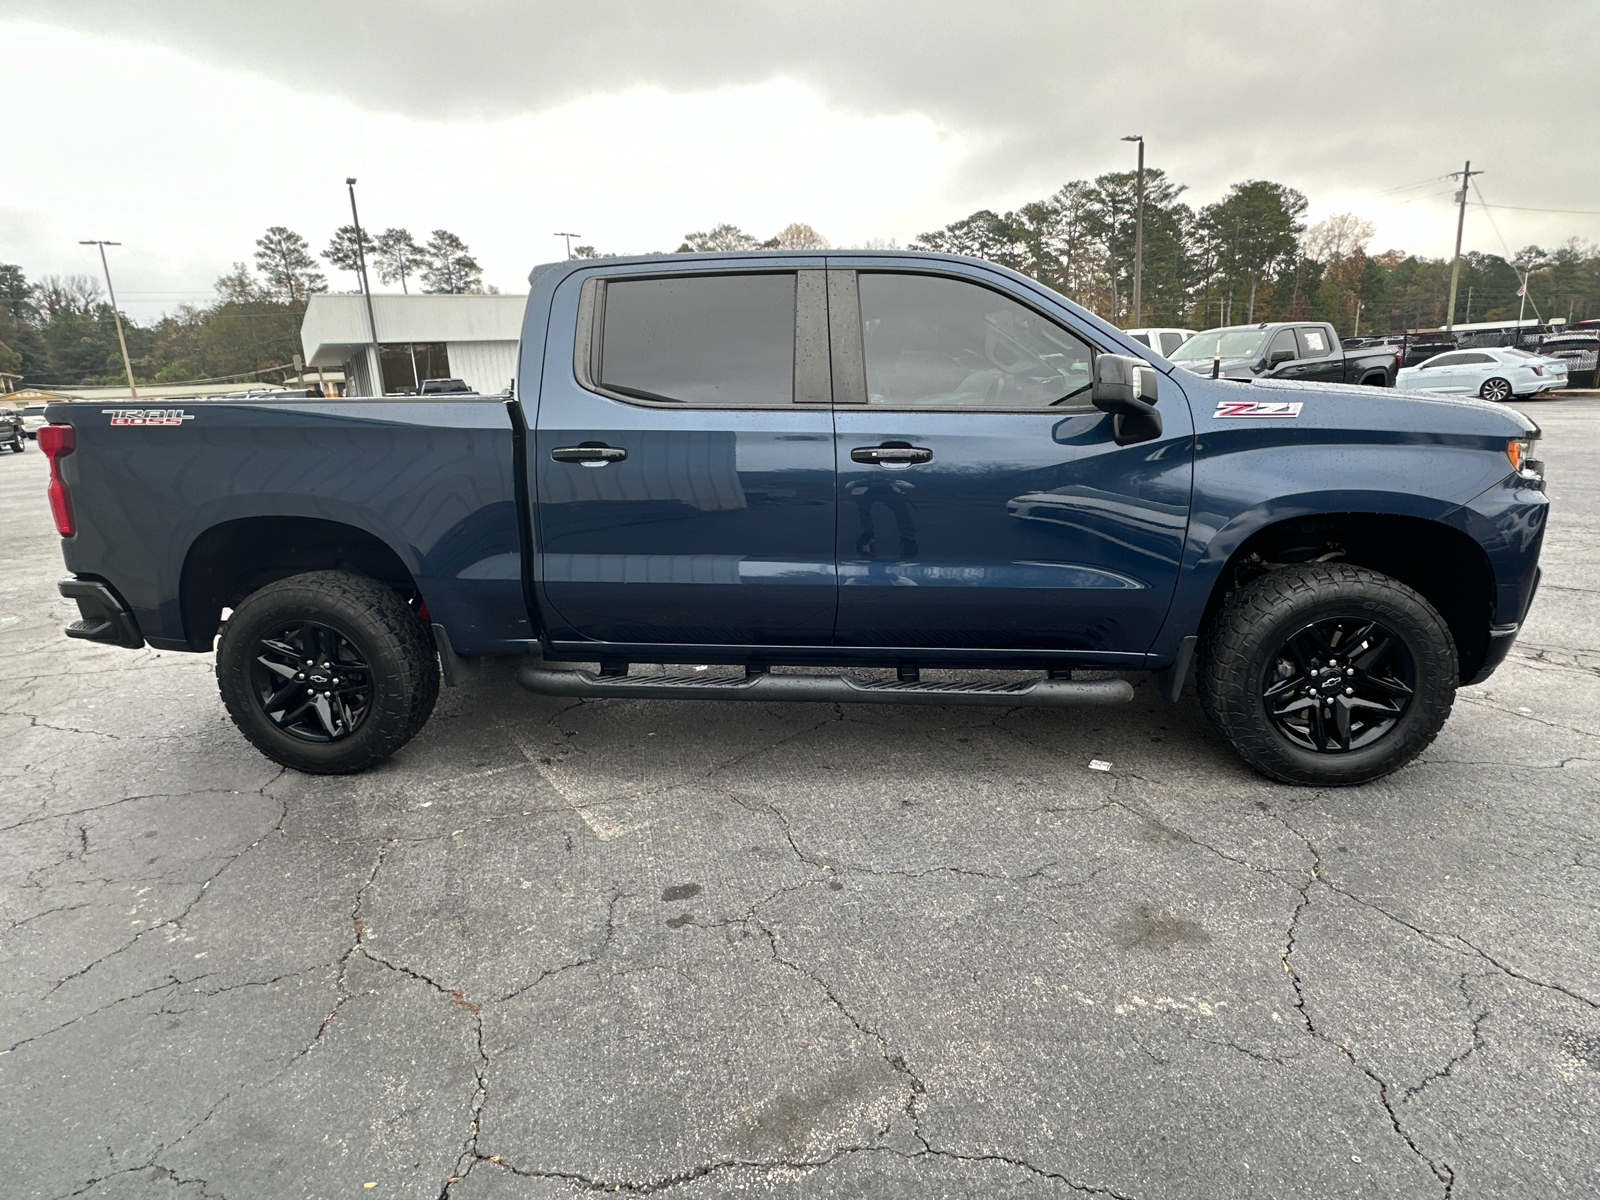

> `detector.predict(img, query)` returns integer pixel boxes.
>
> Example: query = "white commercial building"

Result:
[300,293,525,396]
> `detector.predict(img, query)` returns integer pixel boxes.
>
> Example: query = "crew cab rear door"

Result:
[828,264,1193,659]
[532,261,838,647]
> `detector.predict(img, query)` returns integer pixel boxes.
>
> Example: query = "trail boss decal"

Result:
[102,409,196,427]
[1213,400,1303,419]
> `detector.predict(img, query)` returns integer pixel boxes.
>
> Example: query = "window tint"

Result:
[1467,353,1498,365]
[1421,353,1463,368]
[1296,326,1332,358]
[1129,332,1151,347]
[1159,332,1185,356]
[1267,329,1299,360]
[857,273,1095,408]
[598,273,795,406]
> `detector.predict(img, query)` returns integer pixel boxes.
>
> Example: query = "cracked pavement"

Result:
[2,397,1598,1198]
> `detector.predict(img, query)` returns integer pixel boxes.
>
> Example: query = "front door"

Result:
[534,264,838,647]
[829,267,1193,658]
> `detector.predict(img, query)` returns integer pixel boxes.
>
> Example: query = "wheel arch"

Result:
[180,516,422,652]
[1196,511,1496,683]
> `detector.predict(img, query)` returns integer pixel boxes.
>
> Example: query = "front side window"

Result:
[597,273,795,406]
[857,273,1095,408]
[1267,329,1299,360]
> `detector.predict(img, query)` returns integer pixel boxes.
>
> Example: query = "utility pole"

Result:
[1121,136,1145,327]
[79,241,138,398]
[554,232,582,260]
[1444,160,1483,332]
[346,178,382,395]
[1465,286,1473,324]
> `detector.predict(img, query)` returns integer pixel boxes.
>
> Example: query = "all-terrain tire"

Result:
[217,570,439,774]
[1196,563,1457,786]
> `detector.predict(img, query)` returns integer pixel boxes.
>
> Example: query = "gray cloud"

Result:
[11,0,1599,244]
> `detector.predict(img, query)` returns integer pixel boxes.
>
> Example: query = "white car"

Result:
[1396,347,1567,401]
[1124,327,1198,357]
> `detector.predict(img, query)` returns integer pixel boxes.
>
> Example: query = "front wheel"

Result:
[216,570,439,774]
[1197,564,1457,786]
[1479,377,1513,402]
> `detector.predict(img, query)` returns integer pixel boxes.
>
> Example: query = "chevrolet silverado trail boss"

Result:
[42,251,1546,785]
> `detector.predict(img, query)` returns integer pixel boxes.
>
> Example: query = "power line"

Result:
[1473,201,1600,217]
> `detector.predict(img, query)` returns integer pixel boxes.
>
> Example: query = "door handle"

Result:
[551,444,627,466]
[851,444,932,464]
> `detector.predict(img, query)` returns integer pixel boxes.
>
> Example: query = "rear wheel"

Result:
[217,570,438,774]
[1197,564,1457,786]
[1479,377,1513,402]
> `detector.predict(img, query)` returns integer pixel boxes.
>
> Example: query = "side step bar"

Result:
[516,665,1133,708]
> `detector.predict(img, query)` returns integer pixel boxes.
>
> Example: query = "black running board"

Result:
[516,666,1133,707]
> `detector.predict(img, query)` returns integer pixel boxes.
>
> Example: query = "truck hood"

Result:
[1242,376,1539,437]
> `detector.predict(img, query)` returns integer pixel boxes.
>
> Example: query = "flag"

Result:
[1516,283,1527,297]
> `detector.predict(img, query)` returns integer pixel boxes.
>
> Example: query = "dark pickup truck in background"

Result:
[41,251,1546,787]
[1170,322,1399,386]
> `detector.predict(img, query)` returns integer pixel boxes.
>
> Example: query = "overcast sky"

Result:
[5,1,1596,321]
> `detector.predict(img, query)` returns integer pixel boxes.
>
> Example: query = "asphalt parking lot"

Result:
[2,398,1598,1200]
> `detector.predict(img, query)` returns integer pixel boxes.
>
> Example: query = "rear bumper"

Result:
[59,577,145,649]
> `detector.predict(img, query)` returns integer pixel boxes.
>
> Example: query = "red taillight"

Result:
[39,423,76,537]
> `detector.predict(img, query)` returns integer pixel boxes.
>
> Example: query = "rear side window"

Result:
[596,273,796,406]
[1129,332,1151,347]
[1297,327,1332,357]
[1159,332,1184,356]
[857,273,1095,408]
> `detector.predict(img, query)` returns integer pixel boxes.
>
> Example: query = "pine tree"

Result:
[420,230,483,294]
[254,227,327,305]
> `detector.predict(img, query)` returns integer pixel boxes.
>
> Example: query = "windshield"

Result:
[1171,330,1267,361]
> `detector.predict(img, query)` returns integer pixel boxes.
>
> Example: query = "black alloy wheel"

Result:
[1197,563,1457,786]
[217,570,439,774]
[250,620,373,742]
[1479,377,1513,402]
[1261,617,1413,753]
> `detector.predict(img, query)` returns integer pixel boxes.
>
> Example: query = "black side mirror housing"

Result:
[1269,348,1296,366]
[1092,354,1163,446]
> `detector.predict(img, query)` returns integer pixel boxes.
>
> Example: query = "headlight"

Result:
[1508,437,1544,488]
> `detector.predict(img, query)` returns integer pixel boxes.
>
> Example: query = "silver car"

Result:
[1395,347,1568,401]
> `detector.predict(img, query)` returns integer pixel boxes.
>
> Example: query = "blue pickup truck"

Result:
[41,250,1547,786]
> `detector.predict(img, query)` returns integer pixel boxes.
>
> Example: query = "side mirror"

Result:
[1092,354,1163,446]
[1269,348,1296,366]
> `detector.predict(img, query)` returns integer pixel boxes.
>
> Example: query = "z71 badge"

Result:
[1213,400,1303,419]
[102,409,196,427]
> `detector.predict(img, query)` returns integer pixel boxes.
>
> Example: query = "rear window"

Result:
[598,273,796,406]
[1128,332,1151,347]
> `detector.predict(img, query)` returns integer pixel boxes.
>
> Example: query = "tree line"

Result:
[903,171,1600,337]
[6,189,1598,390]
[0,224,488,389]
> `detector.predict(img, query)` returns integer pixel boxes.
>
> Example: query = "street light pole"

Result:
[346,178,382,395]
[1121,135,1145,328]
[553,232,582,260]
[79,240,137,398]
